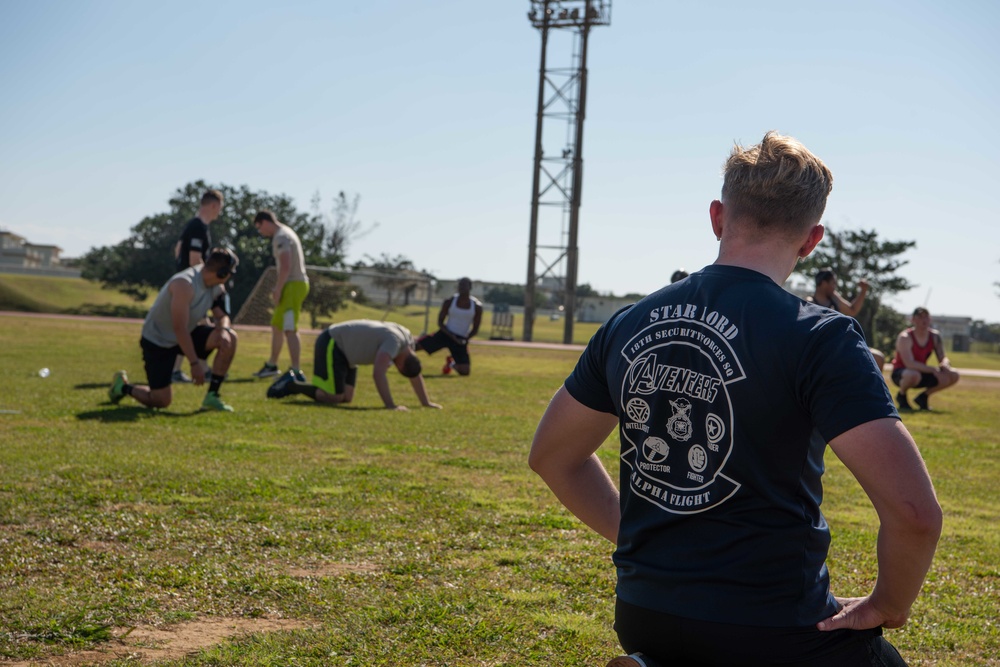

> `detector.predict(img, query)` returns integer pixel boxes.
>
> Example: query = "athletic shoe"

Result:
[442,355,454,375]
[293,369,307,384]
[108,370,128,404]
[253,362,280,378]
[914,392,931,411]
[171,370,193,383]
[606,654,660,667]
[896,391,913,411]
[200,391,234,412]
[266,370,296,399]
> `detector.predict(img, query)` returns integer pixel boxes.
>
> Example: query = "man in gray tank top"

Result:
[108,248,241,412]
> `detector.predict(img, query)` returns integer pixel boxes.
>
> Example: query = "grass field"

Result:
[0,315,998,666]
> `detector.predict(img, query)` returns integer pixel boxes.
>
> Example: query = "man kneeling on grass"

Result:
[267,319,441,411]
[109,248,240,412]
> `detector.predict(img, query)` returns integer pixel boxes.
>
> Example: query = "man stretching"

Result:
[109,248,240,412]
[891,307,960,411]
[416,277,483,375]
[807,267,885,369]
[268,319,441,411]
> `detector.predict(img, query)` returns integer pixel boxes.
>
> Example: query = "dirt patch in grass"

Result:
[2,617,312,666]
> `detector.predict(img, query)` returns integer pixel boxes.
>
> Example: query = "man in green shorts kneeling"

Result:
[267,319,442,411]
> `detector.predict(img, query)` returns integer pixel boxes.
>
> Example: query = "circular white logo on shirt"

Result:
[626,397,651,423]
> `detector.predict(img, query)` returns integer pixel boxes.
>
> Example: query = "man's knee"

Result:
[219,329,238,352]
[455,365,471,376]
[149,390,172,408]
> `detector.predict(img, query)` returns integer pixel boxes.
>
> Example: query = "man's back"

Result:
[566,265,894,626]
[329,320,411,366]
[271,223,308,282]
[142,267,219,348]
[176,217,210,270]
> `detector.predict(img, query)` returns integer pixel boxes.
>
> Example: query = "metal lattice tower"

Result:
[524,0,611,343]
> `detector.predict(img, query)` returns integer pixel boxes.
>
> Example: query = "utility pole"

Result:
[524,1,611,343]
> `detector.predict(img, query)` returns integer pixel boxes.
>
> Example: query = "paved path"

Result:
[5,311,1000,379]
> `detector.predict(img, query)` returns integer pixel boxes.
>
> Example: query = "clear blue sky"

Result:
[1,0,998,321]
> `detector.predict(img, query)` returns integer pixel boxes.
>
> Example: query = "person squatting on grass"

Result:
[109,247,240,413]
[529,131,942,667]
[251,210,310,381]
[267,319,441,411]
[415,277,484,376]
[890,307,960,412]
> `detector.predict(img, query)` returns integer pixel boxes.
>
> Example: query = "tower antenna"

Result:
[524,1,611,342]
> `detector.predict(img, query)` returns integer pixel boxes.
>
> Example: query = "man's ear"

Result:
[709,200,725,240]
[798,223,825,258]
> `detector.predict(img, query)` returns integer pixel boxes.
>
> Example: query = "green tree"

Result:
[797,227,916,347]
[484,284,525,307]
[80,181,362,315]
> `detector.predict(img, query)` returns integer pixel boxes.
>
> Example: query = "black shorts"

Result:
[418,329,471,365]
[891,368,939,389]
[614,599,907,667]
[312,330,356,395]
[140,326,214,390]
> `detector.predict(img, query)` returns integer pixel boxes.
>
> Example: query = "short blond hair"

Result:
[721,131,833,237]
[201,189,224,206]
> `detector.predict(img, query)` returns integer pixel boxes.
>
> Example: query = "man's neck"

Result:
[713,239,800,286]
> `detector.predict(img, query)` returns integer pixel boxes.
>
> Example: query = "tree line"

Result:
[80,181,369,316]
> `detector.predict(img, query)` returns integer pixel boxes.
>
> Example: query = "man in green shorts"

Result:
[267,319,442,411]
[252,210,310,381]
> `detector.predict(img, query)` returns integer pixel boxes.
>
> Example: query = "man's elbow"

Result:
[527,440,555,478]
[903,497,944,542]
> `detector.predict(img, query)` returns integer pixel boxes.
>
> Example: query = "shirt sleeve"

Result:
[564,321,619,416]
[799,316,899,442]
[377,332,404,360]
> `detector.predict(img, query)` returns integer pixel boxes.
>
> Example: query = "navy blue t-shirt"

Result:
[565,265,897,627]
[176,217,211,270]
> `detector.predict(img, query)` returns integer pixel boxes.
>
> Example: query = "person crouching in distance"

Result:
[267,319,441,411]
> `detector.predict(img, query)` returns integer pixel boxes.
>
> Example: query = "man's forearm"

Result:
[373,371,396,408]
[175,333,199,364]
[535,454,620,543]
[869,520,940,623]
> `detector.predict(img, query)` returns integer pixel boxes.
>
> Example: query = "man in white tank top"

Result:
[415,277,483,375]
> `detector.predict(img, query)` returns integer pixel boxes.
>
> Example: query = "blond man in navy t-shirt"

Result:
[529,132,941,667]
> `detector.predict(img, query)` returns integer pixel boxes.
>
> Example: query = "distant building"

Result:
[578,295,636,323]
[0,230,80,277]
[925,315,972,339]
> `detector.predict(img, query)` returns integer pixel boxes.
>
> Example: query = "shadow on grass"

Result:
[75,382,111,390]
[75,377,257,391]
[279,401,386,411]
[76,406,202,422]
[420,375,461,382]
